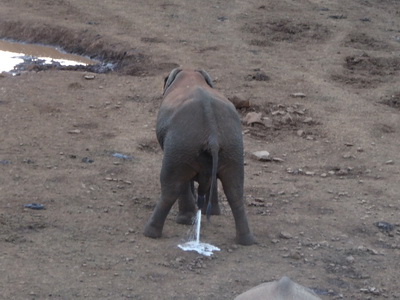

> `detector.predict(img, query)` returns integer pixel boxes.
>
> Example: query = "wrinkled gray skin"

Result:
[143,68,255,245]
[234,277,321,300]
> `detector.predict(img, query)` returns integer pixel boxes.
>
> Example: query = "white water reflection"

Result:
[0,50,24,72]
[0,39,95,73]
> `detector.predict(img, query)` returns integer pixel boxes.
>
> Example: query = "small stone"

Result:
[271,110,285,116]
[229,96,250,109]
[305,171,315,176]
[243,112,264,126]
[290,92,306,98]
[262,117,273,128]
[336,168,349,176]
[385,160,394,165]
[279,232,293,239]
[320,173,327,177]
[272,157,284,163]
[84,74,96,80]
[282,113,293,124]
[68,129,81,134]
[342,153,354,159]
[303,117,313,123]
[297,130,305,137]
[251,151,271,161]
[346,255,355,264]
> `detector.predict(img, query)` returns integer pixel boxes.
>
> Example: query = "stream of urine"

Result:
[178,210,220,256]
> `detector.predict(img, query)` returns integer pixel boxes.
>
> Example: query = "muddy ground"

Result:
[1,0,400,299]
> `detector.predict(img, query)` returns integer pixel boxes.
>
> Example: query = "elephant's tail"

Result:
[206,139,219,220]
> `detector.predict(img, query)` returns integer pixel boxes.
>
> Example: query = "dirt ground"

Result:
[1,0,400,299]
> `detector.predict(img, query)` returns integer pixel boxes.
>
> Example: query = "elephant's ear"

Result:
[196,69,214,88]
[163,68,182,94]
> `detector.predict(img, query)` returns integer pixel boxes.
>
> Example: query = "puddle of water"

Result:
[178,210,221,257]
[0,39,96,74]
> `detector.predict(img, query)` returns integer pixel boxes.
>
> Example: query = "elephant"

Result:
[143,68,255,246]
[234,277,321,300]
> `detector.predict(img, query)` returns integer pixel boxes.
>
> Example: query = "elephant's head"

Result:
[163,68,214,95]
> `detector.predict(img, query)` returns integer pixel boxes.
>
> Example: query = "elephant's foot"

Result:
[143,222,162,238]
[176,211,196,225]
[236,232,256,246]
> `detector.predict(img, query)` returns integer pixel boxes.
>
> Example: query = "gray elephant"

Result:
[143,68,255,245]
[234,277,321,300]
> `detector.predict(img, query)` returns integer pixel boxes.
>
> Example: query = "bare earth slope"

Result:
[0,0,400,299]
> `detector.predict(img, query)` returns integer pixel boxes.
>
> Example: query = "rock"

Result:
[243,112,264,126]
[272,157,284,163]
[282,113,293,124]
[81,157,94,163]
[68,129,81,134]
[346,255,355,264]
[385,160,394,165]
[262,117,273,127]
[290,92,306,98]
[229,96,250,109]
[246,70,270,81]
[271,110,285,116]
[297,130,305,137]
[279,231,293,239]
[251,151,271,161]
[374,221,394,233]
[303,117,313,124]
[336,168,349,176]
[84,74,96,80]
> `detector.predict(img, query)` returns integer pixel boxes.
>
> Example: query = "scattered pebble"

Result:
[84,74,96,80]
[346,255,355,264]
[272,157,284,163]
[24,203,46,210]
[290,92,306,98]
[251,151,271,161]
[279,231,293,239]
[375,221,394,233]
[385,160,394,165]
[243,112,264,126]
[228,96,250,109]
[112,153,133,160]
[81,157,94,163]
[303,117,313,124]
[68,129,81,134]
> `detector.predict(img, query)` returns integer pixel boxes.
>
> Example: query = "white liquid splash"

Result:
[178,210,220,256]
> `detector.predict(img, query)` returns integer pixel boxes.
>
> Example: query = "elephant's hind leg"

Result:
[144,172,183,238]
[176,181,197,225]
[219,168,255,245]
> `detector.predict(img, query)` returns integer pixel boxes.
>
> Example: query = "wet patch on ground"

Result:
[0,20,177,76]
